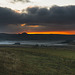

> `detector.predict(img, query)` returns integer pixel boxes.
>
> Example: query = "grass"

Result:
[0,45,75,75]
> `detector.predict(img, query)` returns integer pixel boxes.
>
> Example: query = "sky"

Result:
[0,0,75,34]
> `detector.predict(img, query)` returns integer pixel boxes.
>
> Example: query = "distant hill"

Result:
[0,33,75,41]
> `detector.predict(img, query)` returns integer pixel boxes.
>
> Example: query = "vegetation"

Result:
[0,45,75,75]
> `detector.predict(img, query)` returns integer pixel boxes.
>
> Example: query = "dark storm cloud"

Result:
[0,5,75,33]
[0,7,25,33]
[1,5,75,25]
[25,6,75,24]
[0,7,21,25]
[23,6,75,31]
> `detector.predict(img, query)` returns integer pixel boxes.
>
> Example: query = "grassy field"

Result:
[0,45,75,75]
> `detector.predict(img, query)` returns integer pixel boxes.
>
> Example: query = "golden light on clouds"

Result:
[27,25,39,27]
[15,10,22,13]
[21,24,26,26]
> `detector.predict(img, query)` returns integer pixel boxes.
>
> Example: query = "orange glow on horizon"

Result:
[26,31,71,35]
[18,31,75,35]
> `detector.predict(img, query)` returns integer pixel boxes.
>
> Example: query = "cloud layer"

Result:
[10,0,30,3]
[0,5,75,33]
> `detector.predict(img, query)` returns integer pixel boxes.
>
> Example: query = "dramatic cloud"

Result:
[0,5,75,33]
[26,6,75,24]
[0,7,22,25]
[22,6,75,31]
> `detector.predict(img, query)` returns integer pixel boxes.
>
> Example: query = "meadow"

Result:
[0,45,75,75]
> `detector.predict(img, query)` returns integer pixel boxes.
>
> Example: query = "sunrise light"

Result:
[21,24,26,26]
[27,25,39,27]
[26,31,71,35]
[15,10,22,13]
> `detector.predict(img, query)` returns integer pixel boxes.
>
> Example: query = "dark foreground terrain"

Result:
[1,33,75,40]
[0,45,75,75]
